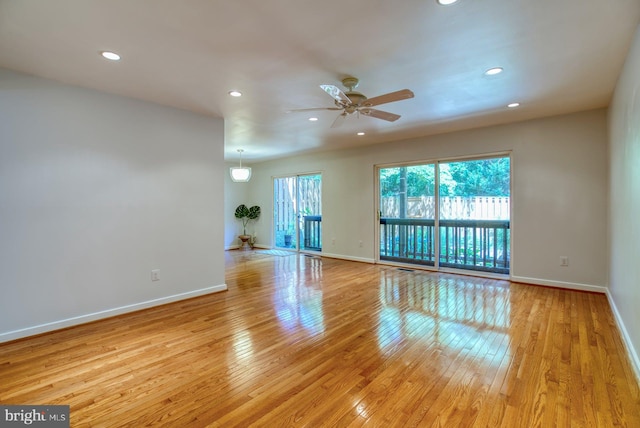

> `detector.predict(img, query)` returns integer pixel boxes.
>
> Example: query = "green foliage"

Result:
[380,157,510,198]
[235,204,249,219]
[247,205,261,220]
[380,165,436,197]
[235,204,261,235]
[446,158,510,196]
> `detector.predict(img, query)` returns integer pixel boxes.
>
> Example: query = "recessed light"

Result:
[100,51,120,61]
[357,132,365,136]
[485,67,503,76]
[507,102,520,108]
[228,90,242,97]
[437,0,458,5]
[308,117,318,122]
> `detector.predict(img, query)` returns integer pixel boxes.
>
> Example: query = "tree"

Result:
[446,158,510,196]
[379,157,510,199]
[380,165,436,197]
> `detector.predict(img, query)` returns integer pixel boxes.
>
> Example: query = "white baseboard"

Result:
[510,276,607,294]
[605,290,640,383]
[319,252,375,264]
[0,284,228,343]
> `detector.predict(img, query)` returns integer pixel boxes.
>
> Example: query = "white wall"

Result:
[0,69,226,342]
[608,24,640,374]
[249,109,608,290]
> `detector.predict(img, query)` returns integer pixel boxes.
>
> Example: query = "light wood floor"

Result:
[1,251,639,427]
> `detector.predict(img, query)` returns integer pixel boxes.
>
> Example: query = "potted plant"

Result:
[235,204,261,247]
[284,226,295,247]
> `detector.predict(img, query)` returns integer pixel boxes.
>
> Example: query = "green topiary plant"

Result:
[235,204,261,236]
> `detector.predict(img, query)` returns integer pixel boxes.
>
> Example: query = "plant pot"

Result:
[238,235,251,250]
[284,234,292,247]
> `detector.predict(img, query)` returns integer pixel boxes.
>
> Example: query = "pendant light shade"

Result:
[230,149,252,182]
[230,166,252,182]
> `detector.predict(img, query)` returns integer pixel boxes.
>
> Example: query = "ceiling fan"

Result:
[288,77,414,128]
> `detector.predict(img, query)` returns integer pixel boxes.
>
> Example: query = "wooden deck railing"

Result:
[302,215,322,251]
[379,218,436,266]
[379,218,510,274]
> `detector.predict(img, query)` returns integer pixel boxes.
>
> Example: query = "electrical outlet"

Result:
[560,257,569,267]
[332,238,336,245]
[359,240,363,247]
[151,269,160,281]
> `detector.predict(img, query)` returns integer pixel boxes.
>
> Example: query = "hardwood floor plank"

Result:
[1,251,638,427]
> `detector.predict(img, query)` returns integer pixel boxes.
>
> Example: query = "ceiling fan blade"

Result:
[360,108,401,122]
[285,107,343,113]
[362,89,414,107]
[331,112,347,128]
[320,84,352,106]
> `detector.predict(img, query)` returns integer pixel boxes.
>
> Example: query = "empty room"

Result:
[1,1,640,426]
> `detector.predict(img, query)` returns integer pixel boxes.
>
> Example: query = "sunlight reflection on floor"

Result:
[377,269,511,364]
[272,256,325,335]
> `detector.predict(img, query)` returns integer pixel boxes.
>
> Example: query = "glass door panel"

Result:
[298,174,322,251]
[379,164,436,265]
[274,176,297,249]
[438,157,510,274]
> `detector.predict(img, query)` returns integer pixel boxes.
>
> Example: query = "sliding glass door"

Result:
[379,164,436,265]
[378,155,510,274]
[274,173,322,251]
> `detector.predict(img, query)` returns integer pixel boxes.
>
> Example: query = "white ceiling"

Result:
[1,0,639,162]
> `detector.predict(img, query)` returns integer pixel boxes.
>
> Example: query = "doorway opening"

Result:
[274,173,322,252]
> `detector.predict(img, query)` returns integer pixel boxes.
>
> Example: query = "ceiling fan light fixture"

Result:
[290,77,413,128]
[228,90,242,97]
[230,149,252,182]
[308,117,318,121]
[357,132,365,136]
[437,0,459,5]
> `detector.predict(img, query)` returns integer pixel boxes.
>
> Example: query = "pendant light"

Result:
[230,149,252,182]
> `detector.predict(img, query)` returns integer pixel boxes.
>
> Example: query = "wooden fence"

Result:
[381,196,510,220]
